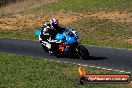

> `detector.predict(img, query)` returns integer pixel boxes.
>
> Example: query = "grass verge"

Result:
[0,52,131,88]
[35,0,132,14]
[0,0,59,16]
[71,17,132,49]
[0,28,37,40]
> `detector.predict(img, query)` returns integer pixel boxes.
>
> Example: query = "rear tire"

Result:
[75,45,89,60]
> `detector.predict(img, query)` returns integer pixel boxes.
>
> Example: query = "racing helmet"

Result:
[50,18,59,29]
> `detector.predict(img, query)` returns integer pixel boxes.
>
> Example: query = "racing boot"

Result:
[48,49,53,56]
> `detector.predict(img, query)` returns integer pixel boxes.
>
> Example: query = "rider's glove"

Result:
[62,37,66,43]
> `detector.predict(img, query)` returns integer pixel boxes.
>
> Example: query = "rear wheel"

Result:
[75,45,89,60]
[50,43,62,57]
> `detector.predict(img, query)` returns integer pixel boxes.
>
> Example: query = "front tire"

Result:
[75,45,89,60]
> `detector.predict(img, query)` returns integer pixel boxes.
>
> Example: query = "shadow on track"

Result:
[87,56,108,60]
[42,45,108,60]
[56,55,108,60]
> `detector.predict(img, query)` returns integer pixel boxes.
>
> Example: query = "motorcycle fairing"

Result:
[35,29,41,36]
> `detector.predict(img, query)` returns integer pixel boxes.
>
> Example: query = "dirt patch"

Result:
[57,11,132,23]
[89,11,132,23]
[0,11,81,30]
[59,11,132,24]
[52,11,80,25]
[0,11,132,30]
[126,38,132,45]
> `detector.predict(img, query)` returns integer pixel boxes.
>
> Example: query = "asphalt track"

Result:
[0,38,132,72]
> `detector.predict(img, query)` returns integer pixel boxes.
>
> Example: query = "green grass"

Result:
[71,17,132,49]
[0,1,132,87]
[0,28,37,40]
[0,52,131,88]
[0,0,59,16]
[0,0,132,49]
[35,0,132,13]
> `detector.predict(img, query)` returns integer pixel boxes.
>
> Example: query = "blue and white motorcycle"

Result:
[35,27,89,59]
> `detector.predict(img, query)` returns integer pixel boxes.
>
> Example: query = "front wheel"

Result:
[75,45,89,60]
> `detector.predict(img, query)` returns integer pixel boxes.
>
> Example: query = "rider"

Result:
[49,18,66,40]
[40,18,66,54]
[39,22,52,54]
[40,22,51,41]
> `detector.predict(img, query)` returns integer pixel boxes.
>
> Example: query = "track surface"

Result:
[0,38,132,72]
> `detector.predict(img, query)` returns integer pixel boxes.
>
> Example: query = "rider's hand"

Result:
[62,37,66,43]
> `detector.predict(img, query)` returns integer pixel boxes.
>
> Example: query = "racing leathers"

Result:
[49,24,66,40]
[39,25,51,51]
[40,22,66,54]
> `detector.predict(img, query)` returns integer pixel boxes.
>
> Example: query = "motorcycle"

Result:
[35,27,89,60]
